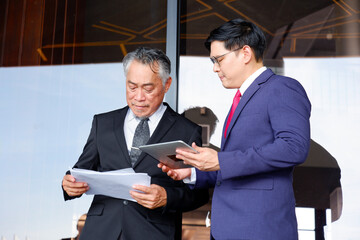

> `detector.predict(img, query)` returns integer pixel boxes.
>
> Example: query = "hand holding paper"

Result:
[62,174,89,197]
[130,184,167,209]
[69,168,151,202]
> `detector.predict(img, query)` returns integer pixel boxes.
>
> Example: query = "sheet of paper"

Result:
[70,168,151,202]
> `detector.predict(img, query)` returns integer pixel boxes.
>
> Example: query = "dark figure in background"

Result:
[183,106,220,152]
[62,47,208,240]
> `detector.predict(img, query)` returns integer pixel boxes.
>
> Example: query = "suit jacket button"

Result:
[123,200,128,205]
[216,181,221,186]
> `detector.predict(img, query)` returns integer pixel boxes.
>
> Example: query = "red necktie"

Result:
[224,90,241,138]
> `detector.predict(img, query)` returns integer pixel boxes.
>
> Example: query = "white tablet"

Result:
[139,140,198,169]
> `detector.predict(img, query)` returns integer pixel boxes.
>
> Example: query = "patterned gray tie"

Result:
[130,118,150,166]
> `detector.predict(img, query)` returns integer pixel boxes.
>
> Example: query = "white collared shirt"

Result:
[239,66,267,96]
[124,103,167,154]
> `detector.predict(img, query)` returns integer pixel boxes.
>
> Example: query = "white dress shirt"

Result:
[124,103,167,154]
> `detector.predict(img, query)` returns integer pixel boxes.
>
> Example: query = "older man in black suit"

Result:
[62,47,208,240]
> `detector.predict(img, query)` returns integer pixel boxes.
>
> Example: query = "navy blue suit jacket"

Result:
[195,69,311,240]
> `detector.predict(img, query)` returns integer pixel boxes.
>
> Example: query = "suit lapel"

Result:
[133,103,177,168]
[222,69,274,149]
[148,105,177,144]
[221,106,232,149]
[114,107,133,166]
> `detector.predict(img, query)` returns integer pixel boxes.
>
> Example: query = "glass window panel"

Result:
[179,0,359,59]
[179,1,360,239]
[0,0,167,66]
[0,1,167,239]
[0,63,126,239]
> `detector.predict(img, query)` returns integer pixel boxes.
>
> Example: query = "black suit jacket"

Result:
[64,103,209,240]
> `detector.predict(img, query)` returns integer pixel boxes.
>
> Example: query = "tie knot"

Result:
[139,117,149,121]
[137,118,149,134]
[137,118,149,125]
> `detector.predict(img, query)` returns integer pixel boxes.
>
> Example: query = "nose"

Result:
[134,89,145,101]
[213,62,220,72]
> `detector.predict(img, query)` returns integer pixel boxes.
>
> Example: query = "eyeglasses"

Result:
[210,47,242,66]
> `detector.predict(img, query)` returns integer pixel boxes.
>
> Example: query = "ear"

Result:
[164,77,172,93]
[242,45,253,64]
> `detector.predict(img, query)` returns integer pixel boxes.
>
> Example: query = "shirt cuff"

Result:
[183,167,196,184]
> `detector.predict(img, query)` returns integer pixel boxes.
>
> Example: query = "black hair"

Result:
[204,19,266,62]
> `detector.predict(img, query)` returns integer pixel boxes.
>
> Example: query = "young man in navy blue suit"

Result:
[160,19,311,240]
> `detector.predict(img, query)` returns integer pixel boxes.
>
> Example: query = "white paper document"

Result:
[70,168,151,202]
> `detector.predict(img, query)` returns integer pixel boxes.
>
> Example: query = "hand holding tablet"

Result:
[139,140,198,169]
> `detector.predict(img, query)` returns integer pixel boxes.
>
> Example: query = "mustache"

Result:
[131,102,150,108]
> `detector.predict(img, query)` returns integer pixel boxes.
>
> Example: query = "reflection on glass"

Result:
[0,0,167,66]
[179,0,360,60]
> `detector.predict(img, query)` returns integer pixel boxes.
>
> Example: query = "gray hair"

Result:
[122,47,171,85]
